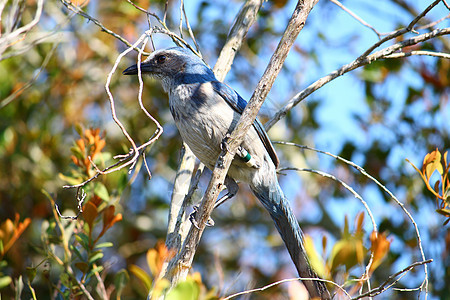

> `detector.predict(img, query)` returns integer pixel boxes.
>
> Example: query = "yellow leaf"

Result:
[423,149,443,179]
[304,235,327,278]
[329,238,365,272]
[129,264,152,292]
[146,248,159,277]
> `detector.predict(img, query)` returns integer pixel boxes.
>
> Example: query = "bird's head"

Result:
[123,47,214,90]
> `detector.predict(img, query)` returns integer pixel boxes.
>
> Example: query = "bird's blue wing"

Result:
[211,81,279,168]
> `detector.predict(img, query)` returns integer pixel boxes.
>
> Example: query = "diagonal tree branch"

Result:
[157,0,264,289]
[265,26,450,130]
[164,1,330,299]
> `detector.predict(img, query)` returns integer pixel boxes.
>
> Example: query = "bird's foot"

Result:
[220,133,231,152]
[189,205,215,229]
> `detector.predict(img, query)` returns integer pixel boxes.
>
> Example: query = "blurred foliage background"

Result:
[0,0,449,299]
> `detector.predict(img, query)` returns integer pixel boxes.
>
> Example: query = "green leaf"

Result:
[166,279,200,300]
[75,233,90,250]
[95,242,113,249]
[26,267,37,283]
[114,269,130,299]
[70,244,84,260]
[86,265,104,281]
[88,251,104,264]
[58,173,83,186]
[0,276,12,289]
[0,260,7,269]
[94,182,110,201]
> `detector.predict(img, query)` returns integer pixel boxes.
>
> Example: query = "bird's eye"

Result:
[156,55,166,64]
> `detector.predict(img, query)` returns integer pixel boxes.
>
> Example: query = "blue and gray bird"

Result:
[123,47,330,299]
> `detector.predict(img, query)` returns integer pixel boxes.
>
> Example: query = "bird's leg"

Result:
[189,176,239,229]
[236,146,260,169]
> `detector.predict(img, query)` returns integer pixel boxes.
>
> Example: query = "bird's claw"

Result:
[221,133,231,152]
[189,205,215,229]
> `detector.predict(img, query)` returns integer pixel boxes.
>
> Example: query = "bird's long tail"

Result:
[251,179,331,299]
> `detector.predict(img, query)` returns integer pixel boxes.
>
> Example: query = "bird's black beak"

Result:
[122,62,153,75]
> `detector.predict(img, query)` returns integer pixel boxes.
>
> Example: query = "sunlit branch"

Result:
[0,0,44,56]
[265,27,450,130]
[223,277,352,300]
[329,0,382,38]
[384,50,450,59]
[59,0,149,55]
[351,259,433,300]
[275,142,431,296]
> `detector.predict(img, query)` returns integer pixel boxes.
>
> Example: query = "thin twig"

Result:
[0,0,43,55]
[351,259,433,300]
[265,26,450,130]
[1,42,58,107]
[280,166,378,233]
[384,50,450,59]
[133,32,164,156]
[275,142,431,297]
[178,0,183,39]
[59,0,150,55]
[359,0,441,58]
[278,144,379,292]
[329,0,382,38]
[55,189,86,220]
[416,13,450,30]
[181,1,201,55]
[223,277,352,300]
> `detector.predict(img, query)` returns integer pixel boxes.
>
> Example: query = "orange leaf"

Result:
[369,231,391,273]
[82,201,98,232]
[102,206,122,233]
[355,212,365,236]
[146,241,176,278]
[0,214,31,255]
[76,139,85,153]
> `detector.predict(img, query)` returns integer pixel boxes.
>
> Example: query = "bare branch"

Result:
[443,0,450,11]
[265,27,450,130]
[64,29,165,189]
[384,50,450,59]
[213,0,264,81]
[360,0,441,58]
[59,0,150,55]
[0,0,44,56]
[275,142,431,296]
[181,1,201,55]
[1,42,58,108]
[223,277,352,300]
[55,189,86,220]
[158,0,263,288]
[351,259,433,300]
[329,0,382,38]
[416,13,450,30]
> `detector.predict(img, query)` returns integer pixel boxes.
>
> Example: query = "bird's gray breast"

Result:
[168,82,238,169]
